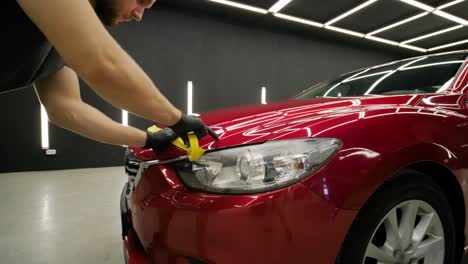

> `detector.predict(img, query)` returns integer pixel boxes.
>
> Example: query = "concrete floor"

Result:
[0,167,127,264]
[0,167,467,264]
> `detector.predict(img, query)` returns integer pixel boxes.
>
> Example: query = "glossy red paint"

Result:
[125,51,468,263]
[124,229,152,264]
[127,164,357,263]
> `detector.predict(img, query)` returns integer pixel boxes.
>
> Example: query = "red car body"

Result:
[122,51,468,264]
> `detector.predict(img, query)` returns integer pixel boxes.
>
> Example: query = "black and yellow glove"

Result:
[143,127,177,150]
[170,114,218,141]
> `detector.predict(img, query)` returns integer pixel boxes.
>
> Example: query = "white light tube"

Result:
[268,0,293,13]
[367,12,428,36]
[401,25,463,44]
[325,25,365,37]
[365,35,399,45]
[41,104,49,150]
[399,0,435,11]
[261,87,267,104]
[122,110,128,127]
[325,0,379,26]
[437,0,466,9]
[429,39,468,51]
[433,10,468,25]
[188,81,193,115]
[273,13,324,27]
[208,0,268,14]
[399,43,428,52]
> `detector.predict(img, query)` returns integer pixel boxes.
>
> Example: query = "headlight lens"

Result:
[174,138,341,194]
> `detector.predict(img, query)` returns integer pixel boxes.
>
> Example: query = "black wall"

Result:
[0,4,407,173]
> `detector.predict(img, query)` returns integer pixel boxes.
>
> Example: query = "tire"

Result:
[336,169,458,264]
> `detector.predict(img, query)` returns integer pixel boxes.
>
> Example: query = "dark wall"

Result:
[0,5,405,173]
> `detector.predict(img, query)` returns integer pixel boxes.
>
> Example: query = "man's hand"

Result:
[144,128,177,150]
[170,114,219,141]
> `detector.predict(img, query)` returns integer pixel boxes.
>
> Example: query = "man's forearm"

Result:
[17,0,182,126]
[48,99,147,147]
[80,50,182,126]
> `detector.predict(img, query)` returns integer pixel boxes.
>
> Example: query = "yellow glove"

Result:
[147,125,206,161]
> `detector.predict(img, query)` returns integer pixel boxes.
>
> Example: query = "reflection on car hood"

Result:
[133,95,424,161]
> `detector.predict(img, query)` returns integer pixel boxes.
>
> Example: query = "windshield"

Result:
[295,53,467,99]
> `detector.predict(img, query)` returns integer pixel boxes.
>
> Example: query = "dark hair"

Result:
[94,0,119,26]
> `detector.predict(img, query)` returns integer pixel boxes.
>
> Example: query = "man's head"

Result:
[94,0,157,26]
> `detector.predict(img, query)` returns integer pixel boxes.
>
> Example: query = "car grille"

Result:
[125,148,141,177]
[124,148,142,195]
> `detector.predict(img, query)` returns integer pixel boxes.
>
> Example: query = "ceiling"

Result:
[159,0,468,54]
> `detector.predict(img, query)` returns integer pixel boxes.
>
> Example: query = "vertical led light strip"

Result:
[261,87,267,104]
[188,81,193,115]
[40,104,49,150]
[122,110,128,126]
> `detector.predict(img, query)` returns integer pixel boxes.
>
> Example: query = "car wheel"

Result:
[336,169,457,264]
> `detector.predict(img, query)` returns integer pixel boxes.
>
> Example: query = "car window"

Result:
[295,53,467,99]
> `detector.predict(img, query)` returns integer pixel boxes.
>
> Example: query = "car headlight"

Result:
[174,138,341,194]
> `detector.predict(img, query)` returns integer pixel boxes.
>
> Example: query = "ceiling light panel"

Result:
[429,39,468,51]
[365,35,399,45]
[274,13,323,27]
[399,0,435,11]
[378,14,456,42]
[417,27,468,48]
[433,9,468,24]
[401,25,463,44]
[274,0,371,26]
[226,0,278,8]
[399,43,428,52]
[208,0,268,14]
[441,0,468,19]
[268,0,294,13]
[367,12,429,36]
[325,0,379,26]
[325,25,365,37]
[437,0,466,9]
[333,0,427,34]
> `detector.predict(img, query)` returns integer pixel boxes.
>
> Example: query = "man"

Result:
[2,0,217,150]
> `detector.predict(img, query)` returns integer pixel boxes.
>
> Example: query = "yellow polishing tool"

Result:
[147,125,206,161]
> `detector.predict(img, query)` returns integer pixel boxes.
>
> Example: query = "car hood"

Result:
[133,95,424,161]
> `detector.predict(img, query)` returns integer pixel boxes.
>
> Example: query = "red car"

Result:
[121,51,468,264]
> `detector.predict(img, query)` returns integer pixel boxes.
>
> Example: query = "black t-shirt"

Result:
[0,0,65,94]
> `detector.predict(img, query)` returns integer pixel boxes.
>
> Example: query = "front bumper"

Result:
[121,163,357,264]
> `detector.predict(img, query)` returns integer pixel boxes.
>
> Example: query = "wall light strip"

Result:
[399,0,435,11]
[365,35,399,45]
[437,0,466,9]
[367,12,428,36]
[261,87,267,104]
[208,0,268,14]
[433,10,468,25]
[273,13,323,27]
[325,0,379,26]
[429,39,468,51]
[40,104,49,150]
[401,25,463,44]
[268,0,294,13]
[122,110,128,126]
[399,43,428,52]
[187,81,193,115]
[325,25,365,37]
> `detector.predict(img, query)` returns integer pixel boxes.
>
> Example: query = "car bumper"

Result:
[121,164,357,264]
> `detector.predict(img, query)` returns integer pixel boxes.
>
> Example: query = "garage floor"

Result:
[0,167,467,264]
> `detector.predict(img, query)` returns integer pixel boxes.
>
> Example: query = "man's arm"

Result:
[17,0,182,125]
[35,66,147,147]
